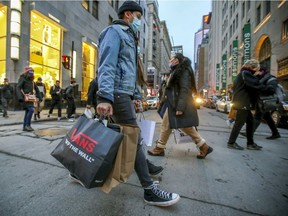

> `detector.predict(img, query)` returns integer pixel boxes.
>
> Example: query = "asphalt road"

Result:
[0,108,287,216]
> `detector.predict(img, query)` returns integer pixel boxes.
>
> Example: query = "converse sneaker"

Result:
[144,183,180,206]
[69,174,85,187]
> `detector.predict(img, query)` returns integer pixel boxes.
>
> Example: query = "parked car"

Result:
[146,96,159,109]
[204,95,221,109]
[134,100,148,113]
[216,96,232,113]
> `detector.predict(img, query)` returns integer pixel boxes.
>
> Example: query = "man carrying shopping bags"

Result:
[95,1,180,206]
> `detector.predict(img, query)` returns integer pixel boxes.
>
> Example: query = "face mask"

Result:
[130,16,141,32]
[169,63,177,68]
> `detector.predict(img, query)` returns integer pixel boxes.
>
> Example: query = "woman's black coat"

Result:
[165,58,199,129]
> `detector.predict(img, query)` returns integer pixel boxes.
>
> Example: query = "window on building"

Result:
[115,0,119,10]
[259,37,271,68]
[230,25,232,38]
[233,20,235,33]
[282,18,288,41]
[82,0,89,11]
[229,44,232,56]
[242,2,245,19]
[230,5,232,18]
[143,53,145,64]
[92,1,99,19]
[143,38,145,49]
[265,1,271,16]
[30,11,61,98]
[256,5,261,26]
[81,42,97,101]
[247,0,251,10]
[109,15,113,25]
[236,14,238,28]
[0,5,7,80]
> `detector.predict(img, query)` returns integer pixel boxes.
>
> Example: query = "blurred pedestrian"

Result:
[148,53,213,159]
[16,66,41,131]
[86,77,98,118]
[34,77,46,120]
[65,79,76,121]
[94,1,179,206]
[0,78,13,118]
[227,59,266,150]
[48,80,62,121]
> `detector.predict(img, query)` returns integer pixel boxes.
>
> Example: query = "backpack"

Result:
[62,87,68,100]
[266,77,285,103]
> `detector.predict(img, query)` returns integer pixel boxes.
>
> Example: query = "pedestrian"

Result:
[227,59,266,150]
[48,80,62,121]
[34,77,46,120]
[0,78,14,118]
[91,1,180,206]
[16,66,41,132]
[147,53,213,159]
[241,66,281,139]
[86,77,98,118]
[157,71,170,118]
[65,79,76,121]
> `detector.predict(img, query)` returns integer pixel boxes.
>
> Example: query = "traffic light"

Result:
[61,55,71,69]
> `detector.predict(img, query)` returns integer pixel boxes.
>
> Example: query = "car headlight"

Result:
[195,98,202,103]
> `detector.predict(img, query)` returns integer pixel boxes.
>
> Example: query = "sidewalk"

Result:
[0,107,87,126]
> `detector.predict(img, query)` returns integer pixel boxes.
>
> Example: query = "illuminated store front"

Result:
[30,11,62,98]
[0,5,7,81]
[81,42,97,101]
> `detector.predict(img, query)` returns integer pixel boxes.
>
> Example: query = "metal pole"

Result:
[71,41,74,79]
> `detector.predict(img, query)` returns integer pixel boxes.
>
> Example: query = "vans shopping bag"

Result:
[51,115,123,189]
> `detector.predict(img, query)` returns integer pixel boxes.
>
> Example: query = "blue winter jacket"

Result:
[97,22,139,103]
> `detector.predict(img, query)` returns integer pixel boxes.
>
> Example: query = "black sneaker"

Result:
[147,160,164,175]
[266,134,281,139]
[144,183,180,206]
[69,174,85,187]
[247,144,262,150]
[227,142,244,150]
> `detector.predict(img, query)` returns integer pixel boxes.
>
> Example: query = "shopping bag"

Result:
[228,106,237,119]
[136,113,156,146]
[101,125,139,193]
[173,129,191,144]
[51,115,123,189]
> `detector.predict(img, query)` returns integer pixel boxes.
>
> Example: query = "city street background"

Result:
[0,107,287,216]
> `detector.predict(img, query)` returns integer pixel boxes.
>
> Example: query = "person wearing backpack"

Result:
[65,79,76,121]
[254,66,281,139]
[48,80,62,121]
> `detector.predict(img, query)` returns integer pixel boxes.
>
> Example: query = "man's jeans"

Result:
[156,109,206,149]
[23,105,34,127]
[111,93,153,188]
[1,98,9,116]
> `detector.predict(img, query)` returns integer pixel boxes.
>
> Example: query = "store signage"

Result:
[232,40,238,82]
[243,23,251,63]
[222,54,227,89]
[216,63,220,91]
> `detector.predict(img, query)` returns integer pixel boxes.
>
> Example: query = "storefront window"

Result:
[30,11,61,98]
[0,5,7,81]
[81,42,97,100]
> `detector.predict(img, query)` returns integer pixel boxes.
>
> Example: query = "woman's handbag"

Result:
[51,115,124,189]
[24,94,37,102]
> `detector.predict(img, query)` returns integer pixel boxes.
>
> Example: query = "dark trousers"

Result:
[254,105,279,135]
[1,98,9,117]
[228,109,255,145]
[111,93,153,188]
[67,98,76,118]
[49,99,62,117]
[23,105,34,128]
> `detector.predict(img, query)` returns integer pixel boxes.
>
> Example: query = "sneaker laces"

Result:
[150,184,171,200]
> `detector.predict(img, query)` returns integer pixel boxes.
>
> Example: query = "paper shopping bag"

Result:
[173,129,192,144]
[137,119,156,146]
[51,115,123,189]
[101,125,139,193]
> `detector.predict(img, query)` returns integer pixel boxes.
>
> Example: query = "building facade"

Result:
[207,0,288,96]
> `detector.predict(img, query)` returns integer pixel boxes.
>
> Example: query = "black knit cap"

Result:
[118,1,143,16]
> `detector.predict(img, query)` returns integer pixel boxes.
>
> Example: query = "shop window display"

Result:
[81,42,97,101]
[30,11,61,98]
[0,6,7,80]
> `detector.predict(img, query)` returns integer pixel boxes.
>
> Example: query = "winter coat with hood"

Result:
[165,57,199,128]
[232,67,266,110]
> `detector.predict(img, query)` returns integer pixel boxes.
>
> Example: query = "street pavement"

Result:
[0,107,287,216]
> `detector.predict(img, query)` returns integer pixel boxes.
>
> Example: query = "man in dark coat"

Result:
[65,79,76,121]
[227,59,267,150]
[86,78,98,117]
[148,53,213,159]
[0,78,13,118]
[48,80,62,120]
